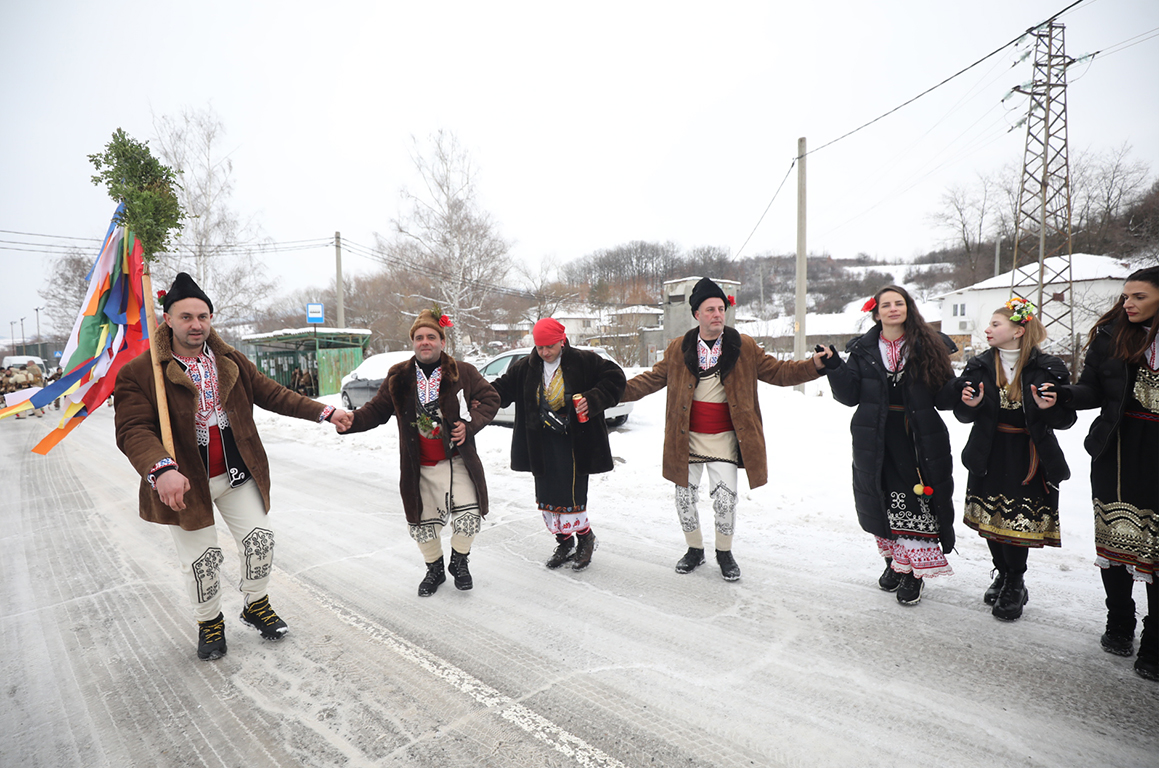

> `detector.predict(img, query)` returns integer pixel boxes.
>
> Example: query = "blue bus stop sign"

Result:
[306,303,324,324]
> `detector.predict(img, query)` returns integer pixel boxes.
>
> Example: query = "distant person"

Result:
[1061,265,1159,681]
[620,278,828,581]
[940,299,1074,620]
[489,318,625,571]
[337,309,500,596]
[827,285,957,605]
[49,366,63,410]
[114,272,353,661]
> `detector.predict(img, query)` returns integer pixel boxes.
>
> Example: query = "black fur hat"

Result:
[163,272,214,314]
[688,277,728,315]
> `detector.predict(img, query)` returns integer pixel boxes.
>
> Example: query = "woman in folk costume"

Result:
[490,318,626,571]
[1061,265,1159,681]
[827,285,957,605]
[941,299,1075,620]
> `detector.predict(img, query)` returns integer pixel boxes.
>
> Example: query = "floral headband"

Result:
[1005,297,1036,324]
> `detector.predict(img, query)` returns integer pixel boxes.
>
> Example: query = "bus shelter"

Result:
[242,328,371,397]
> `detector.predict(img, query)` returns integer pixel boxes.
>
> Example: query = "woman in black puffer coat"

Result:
[939,300,1075,622]
[1061,265,1159,682]
[828,285,957,606]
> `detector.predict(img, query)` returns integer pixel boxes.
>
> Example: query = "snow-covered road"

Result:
[2,380,1156,767]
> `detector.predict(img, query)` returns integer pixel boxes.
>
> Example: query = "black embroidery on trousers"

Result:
[192,547,224,604]
[241,528,275,581]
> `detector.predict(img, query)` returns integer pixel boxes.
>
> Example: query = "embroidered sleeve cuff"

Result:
[147,458,178,490]
[319,405,336,423]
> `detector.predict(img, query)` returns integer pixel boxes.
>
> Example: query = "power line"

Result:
[803,0,1087,159]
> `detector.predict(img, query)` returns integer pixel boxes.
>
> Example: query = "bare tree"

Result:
[517,255,579,321]
[374,130,513,354]
[37,248,98,338]
[151,105,278,323]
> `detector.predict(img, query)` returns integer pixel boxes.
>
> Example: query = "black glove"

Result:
[1044,382,1073,405]
[816,344,842,370]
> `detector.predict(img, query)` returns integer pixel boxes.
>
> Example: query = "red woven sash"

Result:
[418,435,447,467]
[689,401,733,434]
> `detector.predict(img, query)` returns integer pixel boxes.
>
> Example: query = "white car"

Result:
[478,346,633,427]
[339,351,415,409]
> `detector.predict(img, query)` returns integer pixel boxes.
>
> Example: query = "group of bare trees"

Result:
[927,143,1154,286]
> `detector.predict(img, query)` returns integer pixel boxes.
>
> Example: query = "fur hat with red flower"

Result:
[409,307,453,340]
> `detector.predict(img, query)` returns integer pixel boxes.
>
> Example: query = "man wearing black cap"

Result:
[622,277,833,580]
[115,272,353,661]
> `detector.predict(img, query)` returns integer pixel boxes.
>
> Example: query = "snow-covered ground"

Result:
[3,370,1156,767]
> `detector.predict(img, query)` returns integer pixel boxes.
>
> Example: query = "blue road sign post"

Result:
[306,303,325,324]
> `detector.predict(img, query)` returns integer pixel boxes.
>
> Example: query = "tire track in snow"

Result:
[297,579,629,768]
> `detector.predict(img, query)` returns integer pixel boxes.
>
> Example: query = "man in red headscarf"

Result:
[490,318,626,571]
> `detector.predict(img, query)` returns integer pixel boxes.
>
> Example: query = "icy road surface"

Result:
[2,379,1156,767]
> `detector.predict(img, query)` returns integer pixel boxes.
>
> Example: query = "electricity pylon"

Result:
[1009,20,1076,368]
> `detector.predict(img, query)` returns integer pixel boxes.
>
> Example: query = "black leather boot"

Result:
[572,531,597,571]
[1135,615,1158,681]
[448,550,473,591]
[546,536,575,569]
[983,569,1006,606]
[716,550,740,581]
[992,571,1028,620]
[418,556,446,597]
[675,547,705,574]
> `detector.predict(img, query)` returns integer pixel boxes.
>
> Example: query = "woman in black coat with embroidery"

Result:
[1061,265,1159,681]
[939,299,1075,621]
[828,285,957,606]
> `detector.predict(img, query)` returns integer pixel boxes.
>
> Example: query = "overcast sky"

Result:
[2,0,1157,341]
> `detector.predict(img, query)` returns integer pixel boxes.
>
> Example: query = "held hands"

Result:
[156,470,191,511]
[813,344,839,371]
[961,380,984,408]
[330,408,354,433]
[451,420,468,445]
[1031,383,1058,409]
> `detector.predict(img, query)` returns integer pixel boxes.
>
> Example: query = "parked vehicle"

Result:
[339,351,414,409]
[478,346,633,427]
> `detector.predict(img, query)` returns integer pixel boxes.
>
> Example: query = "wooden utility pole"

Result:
[794,137,807,391]
[335,231,345,328]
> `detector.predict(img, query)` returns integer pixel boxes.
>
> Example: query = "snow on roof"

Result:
[611,305,663,315]
[941,254,1133,296]
[736,298,942,337]
[244,327,372,341]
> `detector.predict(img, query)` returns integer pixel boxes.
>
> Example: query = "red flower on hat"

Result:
[727,295,736,306]
[156,290,167,307]
[861,297,877,312]
[438,314,453,328]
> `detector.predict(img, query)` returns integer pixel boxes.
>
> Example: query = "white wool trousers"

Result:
[676,461,739,551]
[168,475,275,622]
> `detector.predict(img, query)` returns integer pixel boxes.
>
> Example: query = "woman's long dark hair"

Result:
[1085,266,1159,363]
[871,285,953,391]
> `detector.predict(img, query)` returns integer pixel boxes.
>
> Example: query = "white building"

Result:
[937,254,1135,353]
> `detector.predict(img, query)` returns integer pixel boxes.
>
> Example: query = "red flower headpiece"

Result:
[861,297,877,312]
[438,314,453,328]
[156,289,167,308]
[727,295,736,307]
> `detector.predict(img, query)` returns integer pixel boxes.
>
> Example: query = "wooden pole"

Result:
[794,137,807,392]
[140,260,175,456]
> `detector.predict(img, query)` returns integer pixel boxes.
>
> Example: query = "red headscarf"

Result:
[532,318,567,346]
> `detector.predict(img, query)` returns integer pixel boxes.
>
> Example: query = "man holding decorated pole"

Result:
[114,273,353,661]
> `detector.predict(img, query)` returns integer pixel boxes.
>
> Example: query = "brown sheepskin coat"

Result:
[622,327,822,489]
[114,324,329,531]
[343,353,500,524]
